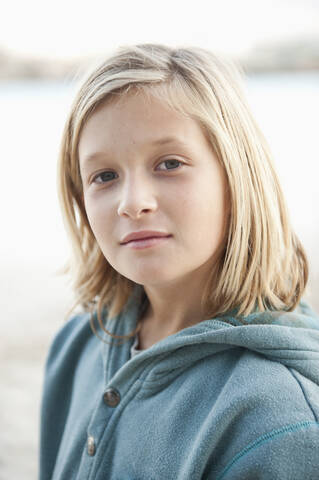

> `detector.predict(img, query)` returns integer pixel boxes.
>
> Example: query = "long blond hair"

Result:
[57,43,308,342]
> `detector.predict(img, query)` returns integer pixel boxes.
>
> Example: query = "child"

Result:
[40,43,319,479]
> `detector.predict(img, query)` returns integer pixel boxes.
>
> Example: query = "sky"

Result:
[1,0,318,60]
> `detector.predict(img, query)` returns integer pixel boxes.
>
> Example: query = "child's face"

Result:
[78,90,228,288]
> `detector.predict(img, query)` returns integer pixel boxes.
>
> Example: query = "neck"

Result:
[136,265,215,349]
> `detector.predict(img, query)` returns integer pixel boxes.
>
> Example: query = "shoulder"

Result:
[43,310,94,375]
[205,348,319,478]
[41,309,105,420]
[224,347,319,422]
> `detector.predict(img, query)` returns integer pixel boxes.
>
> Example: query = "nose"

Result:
[117,176,158,219]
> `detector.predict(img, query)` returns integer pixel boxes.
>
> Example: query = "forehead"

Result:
[78,90,211,161]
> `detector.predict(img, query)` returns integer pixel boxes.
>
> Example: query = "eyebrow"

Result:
[81,136,188,165]
[151,136,185,146]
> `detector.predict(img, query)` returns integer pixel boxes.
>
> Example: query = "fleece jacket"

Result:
[39,285,319,479]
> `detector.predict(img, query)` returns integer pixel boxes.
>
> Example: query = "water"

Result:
[0,72,318,478]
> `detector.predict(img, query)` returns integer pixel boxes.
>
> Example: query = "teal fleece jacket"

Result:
[39,285,319,479]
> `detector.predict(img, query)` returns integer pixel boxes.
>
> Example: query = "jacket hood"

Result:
[102,285,319,386]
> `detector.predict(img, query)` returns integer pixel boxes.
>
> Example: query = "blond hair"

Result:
[57,43,308,342]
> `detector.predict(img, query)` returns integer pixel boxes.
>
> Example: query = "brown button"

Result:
[103,387,121,407]
[87,435,96,456]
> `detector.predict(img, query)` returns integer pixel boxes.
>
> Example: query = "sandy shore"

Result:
[0,263,73,479]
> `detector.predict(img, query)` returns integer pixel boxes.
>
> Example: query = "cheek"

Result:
[182,180,226,244]
[84,195,112,241]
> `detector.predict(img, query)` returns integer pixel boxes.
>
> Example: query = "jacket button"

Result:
[103,387,121,407]
[87,435,96,456]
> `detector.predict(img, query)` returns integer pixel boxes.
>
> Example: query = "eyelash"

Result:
[91,159,184,185]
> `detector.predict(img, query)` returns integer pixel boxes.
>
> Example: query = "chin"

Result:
[121,270,170,286]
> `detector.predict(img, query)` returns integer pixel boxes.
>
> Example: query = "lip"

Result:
[120,230,172,244]
[123,236,172,250]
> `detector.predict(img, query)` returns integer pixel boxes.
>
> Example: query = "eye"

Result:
[156,159,183,171]
[91,171,118,184]
[90,159,183,185]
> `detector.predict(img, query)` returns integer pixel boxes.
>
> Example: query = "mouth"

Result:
[120,230,172,245]
[122,235,172,250]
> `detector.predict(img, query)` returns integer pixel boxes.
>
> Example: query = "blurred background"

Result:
[0,0,318,477]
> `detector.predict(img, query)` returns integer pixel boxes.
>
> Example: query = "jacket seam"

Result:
[287,367,318,422]
[255,347,319,352]
[216,420,319,480]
